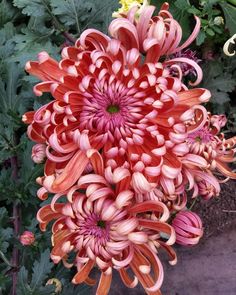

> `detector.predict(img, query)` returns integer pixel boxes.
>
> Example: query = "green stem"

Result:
[189,198,198,211]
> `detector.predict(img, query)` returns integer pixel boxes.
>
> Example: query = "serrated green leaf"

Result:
[0,23,16,45]
[0,0,17,26]
[0,62,23,113]
[10,27,58,66]
[50,0,94,32]
[220,3,236,35]
[13,0,50,17]
[17,266,31,295]
[0,228,13,253]
[30,249,53,291]
[201,59,235,108]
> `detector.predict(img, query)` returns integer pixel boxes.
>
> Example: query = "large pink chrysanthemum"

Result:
[37,150,176,294]
[23,4,210,196]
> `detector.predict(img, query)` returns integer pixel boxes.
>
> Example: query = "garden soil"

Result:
[92,181,236,295]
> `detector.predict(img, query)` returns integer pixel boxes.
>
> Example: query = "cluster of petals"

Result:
[172,211,203,246]
[31,143,46,164]
[22,1,236,294]
[37,150,176,294]
[185,113,236,199]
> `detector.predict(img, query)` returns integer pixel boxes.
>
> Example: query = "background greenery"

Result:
[0,0,235,294]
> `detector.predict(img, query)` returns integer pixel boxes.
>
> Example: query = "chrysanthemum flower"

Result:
[187,113,236,180]
[37,151,176,294]
[23,3,210,196]
[172,211,203,246]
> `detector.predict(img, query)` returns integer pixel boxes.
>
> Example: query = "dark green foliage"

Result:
[17,250,55,295]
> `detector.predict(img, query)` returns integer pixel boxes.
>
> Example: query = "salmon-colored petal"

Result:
[72,259,95,284]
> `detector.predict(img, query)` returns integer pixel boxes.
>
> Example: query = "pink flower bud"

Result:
[172,211,203,246]
[20,231,35,246]
[31,144,46,164]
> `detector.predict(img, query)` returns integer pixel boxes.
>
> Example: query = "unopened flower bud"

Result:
[213,16,224,26]
[20,231,35,246]
[31,144,46,164]
[172,211,203,246]
[46,278,62,293]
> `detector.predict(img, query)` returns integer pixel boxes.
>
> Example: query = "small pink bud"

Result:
[172,211,203,246]
[31,144,46,164]
[20,231,35,246]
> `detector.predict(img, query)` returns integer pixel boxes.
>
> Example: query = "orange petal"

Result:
[96,268,112,295]
[52,151,89,192]
[72,259,95,284]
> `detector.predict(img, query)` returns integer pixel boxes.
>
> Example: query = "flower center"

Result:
[97,220,106,228]
[106,104,120,114]
[79,79,141,134]
[79,213,109,242]
[187,127,214,144]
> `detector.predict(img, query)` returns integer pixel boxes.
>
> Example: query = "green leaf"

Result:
[0,0,17,26]
[30,249,53,291]
[220,3,236,35]
[0,22,16,45]
[201,60,235,109]
[196,30,206,45]
[0,228,13,253]
[17,266,31,295]
[13,0,50,17]
[10,27,58,66]
[0,62,23,114]
[50,0,94,32]
[206,28,215,36]
[174,0,191,10]
[187,7,201,15]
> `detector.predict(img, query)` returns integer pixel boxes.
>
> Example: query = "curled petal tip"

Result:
[38,51,50,63]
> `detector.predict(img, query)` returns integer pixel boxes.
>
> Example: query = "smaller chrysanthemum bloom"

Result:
[168,49,201,78]
[112,0,150,18]
[186,113,236,179]
[38,196,176,294]
[172,211,203,246]
[37,151,176,294]
[31,143,46,163]
[197,179,220,200]
[46,278,62,293]
[19,231,35,246]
